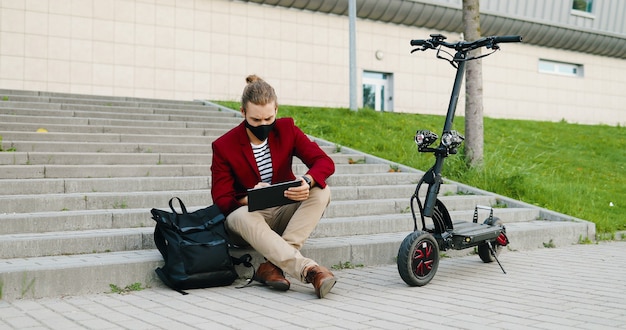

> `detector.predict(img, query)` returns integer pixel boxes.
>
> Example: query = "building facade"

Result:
[0,0,624,125]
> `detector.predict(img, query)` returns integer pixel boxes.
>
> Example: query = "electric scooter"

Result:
[397,34,522,286]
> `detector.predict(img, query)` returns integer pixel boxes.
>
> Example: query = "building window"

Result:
[538,59,584,77]
[572,0,593,13]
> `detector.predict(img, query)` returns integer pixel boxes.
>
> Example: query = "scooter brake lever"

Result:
[411,47,427,53]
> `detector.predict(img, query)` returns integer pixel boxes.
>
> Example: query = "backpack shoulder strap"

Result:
[153,225,168,262]
[232,253,253,268]
[233,253,258,289]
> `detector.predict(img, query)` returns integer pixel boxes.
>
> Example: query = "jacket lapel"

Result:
[236,122,261,181]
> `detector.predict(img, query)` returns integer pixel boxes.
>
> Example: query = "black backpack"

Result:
[151,197,252,294]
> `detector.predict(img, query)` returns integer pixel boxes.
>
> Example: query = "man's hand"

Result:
[284,177,310,201]
[239,182,271,205]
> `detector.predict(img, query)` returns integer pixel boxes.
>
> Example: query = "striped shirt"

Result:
[251,140,273,183]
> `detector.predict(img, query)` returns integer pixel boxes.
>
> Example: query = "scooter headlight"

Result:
[441,130,464,148]
[415,130,438,147]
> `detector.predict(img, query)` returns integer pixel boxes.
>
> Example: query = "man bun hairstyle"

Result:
[241,74,278,112]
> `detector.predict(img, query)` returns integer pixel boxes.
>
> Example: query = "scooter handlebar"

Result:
[411,35,522,51]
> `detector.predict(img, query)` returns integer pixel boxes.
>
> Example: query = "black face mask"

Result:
[245,120,276,141]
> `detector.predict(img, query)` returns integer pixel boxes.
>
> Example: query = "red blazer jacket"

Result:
[211,118,335,216]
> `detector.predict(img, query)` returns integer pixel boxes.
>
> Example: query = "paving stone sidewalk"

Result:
[1,241,625,330]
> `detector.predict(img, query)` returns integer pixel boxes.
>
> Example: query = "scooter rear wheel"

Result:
[397,231,439,286]
[477,218,504,263]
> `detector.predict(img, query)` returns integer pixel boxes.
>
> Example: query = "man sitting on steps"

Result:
[210,74,337,298]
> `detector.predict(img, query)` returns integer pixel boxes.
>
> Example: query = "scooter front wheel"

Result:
[397,231,440,286]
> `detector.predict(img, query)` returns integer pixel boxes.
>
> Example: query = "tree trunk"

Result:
[462,0,484,167]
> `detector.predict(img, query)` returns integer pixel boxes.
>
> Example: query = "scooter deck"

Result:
[447,220,504,250]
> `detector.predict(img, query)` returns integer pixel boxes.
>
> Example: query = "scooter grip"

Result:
[493,35,522,43]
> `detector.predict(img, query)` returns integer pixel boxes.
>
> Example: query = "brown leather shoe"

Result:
[305,265,336,298]
[255,261,290,291]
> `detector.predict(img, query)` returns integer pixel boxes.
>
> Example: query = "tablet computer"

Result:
[247,179,302,211]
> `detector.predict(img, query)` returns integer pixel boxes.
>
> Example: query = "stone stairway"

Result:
[0,89,595,301]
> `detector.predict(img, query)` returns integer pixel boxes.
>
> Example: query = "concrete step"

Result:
[0,250,163,301]
[1,90,223,112]
[0,106,156,121]
[0,95,213,111]
[323,195,498,218]
[0,90,210,109]
[1,136,336,156]
[330,184,452,201]
[0,151,360,166]
[0,164,212,179]
[0,177,212,195]
[0,172,425,195]
[59,103,231,116]
[327,172,422,186]
[0,186,485,214]
[2,140,339,155]
[0,191,147,215]
[0,106,243,125]
[0,114,89,126]
[0,114,239,129]
[0,190,213,214]
[312,207,541,238]
[0,122,226,136]
[65,103,235,119]
[0,227,153,259]
[0,131,219,144]
[0,152,211,166]
[301,220,595,267]
[448,207,542,224]
[0,209,154,235]
[0,163,394,180]
[3,140,214,154]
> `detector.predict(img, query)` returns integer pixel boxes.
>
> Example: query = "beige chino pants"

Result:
[225,186,331,283]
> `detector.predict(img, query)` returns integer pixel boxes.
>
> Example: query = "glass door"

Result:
[362,71,392,111]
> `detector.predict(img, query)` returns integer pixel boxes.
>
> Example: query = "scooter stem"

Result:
[443,58,467,133]
[423,54,467,217]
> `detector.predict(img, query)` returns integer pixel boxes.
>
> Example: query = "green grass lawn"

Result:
[215,101,625,235]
